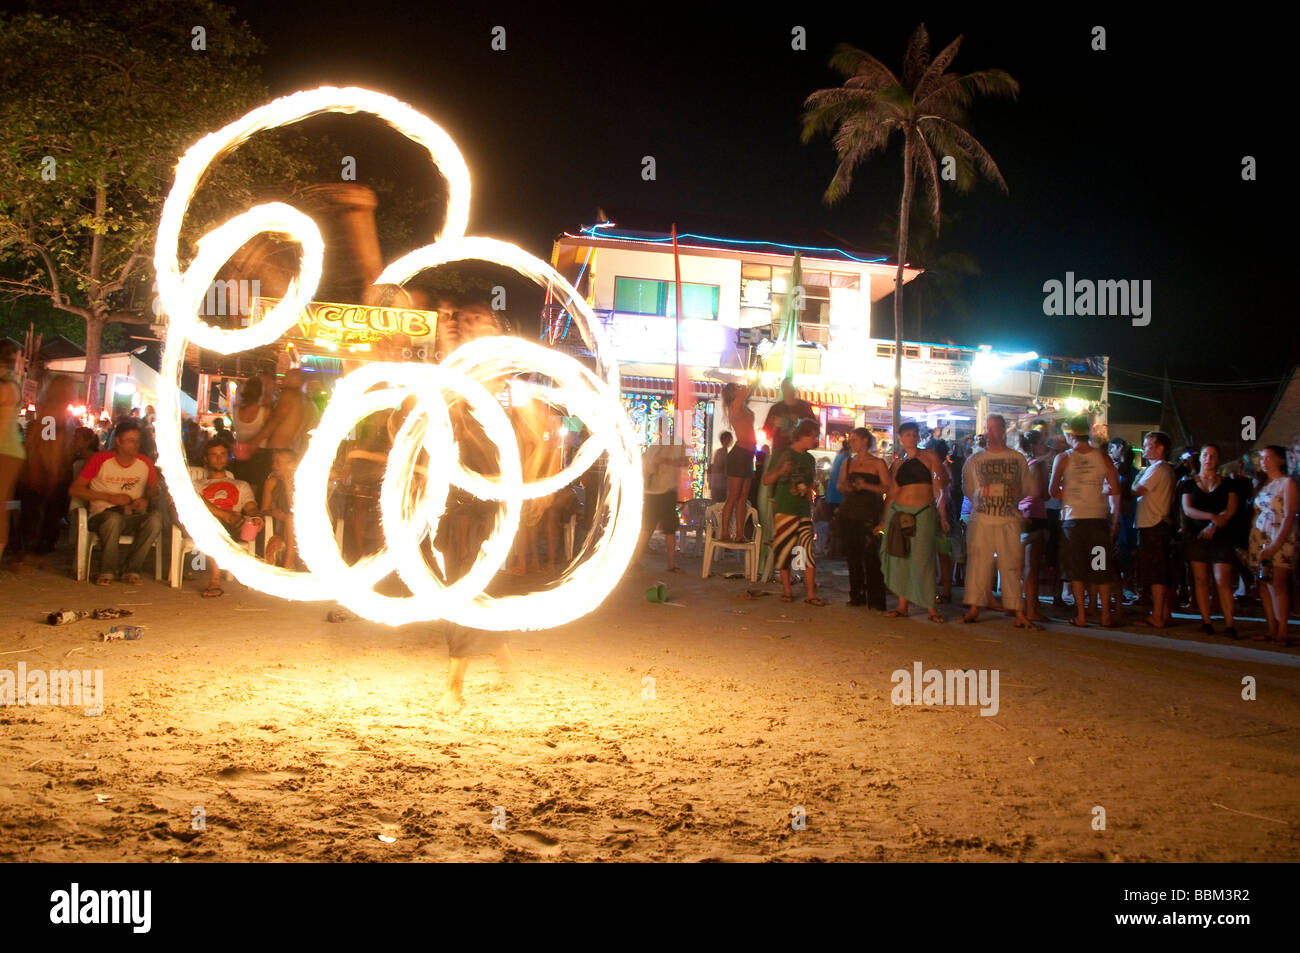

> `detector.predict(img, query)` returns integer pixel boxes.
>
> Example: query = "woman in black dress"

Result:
[837,428,890,609]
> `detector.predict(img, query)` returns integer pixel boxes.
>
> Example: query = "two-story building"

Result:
[545,215,1107,495]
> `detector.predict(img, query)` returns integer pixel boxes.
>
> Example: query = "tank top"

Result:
[896,455,930,486]
[839,469,884,524]
[231,404,269,442]
[1062,448,1109,521]
[0,370,25,460]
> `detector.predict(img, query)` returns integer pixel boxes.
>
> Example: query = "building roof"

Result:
[1257,365,1300,450]
[562,207,897,266]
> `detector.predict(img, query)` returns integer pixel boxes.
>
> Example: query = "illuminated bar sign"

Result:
[251,297,438,345]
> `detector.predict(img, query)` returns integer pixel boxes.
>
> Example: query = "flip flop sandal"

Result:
[94,574,113,587]
[1015,620,1043,630]
[883,609,904,618]
[123,573,143,586]
[201,587,224,598]
[780,594,794,602]
[804,597,826,606]
[927,613,947,624]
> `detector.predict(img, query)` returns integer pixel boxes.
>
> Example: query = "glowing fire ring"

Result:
[152,87,642,628]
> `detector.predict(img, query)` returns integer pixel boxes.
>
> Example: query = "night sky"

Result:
[214,3,1289,399]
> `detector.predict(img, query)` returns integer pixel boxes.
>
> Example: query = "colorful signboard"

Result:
[251,297,438,346]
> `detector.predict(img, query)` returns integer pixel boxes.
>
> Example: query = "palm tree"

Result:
[869,209,981,341]
[802,24,1017,438]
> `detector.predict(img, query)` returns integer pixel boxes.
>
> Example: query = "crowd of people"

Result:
[692,378,1297,646]
[3,335,1298,645]
[0,339,318,595]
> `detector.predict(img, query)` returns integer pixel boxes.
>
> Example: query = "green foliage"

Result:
[801,24,1018,230]
[0,0,307,319]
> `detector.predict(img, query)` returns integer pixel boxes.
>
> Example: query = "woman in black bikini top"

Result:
[896,455,931,486]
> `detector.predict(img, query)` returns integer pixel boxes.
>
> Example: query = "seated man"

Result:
[190,439,262,597]
[68,419,162,586]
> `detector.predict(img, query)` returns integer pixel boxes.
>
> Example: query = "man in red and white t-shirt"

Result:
[189,440,261,598]
[69,419,162,585]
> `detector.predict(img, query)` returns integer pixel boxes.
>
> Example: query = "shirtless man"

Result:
[260,368,309,455]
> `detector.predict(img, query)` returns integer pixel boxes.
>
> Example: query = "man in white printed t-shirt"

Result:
[961,414,1039,629]
[1131,430,1177,628]
[69,419,162,585]
[189,440,261,598]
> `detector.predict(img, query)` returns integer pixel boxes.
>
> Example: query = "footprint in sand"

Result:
[506,829,561,856]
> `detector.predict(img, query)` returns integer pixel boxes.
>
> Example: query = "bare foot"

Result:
[927,610,946,624]
[436,688,464,713]
[962,608,980,624]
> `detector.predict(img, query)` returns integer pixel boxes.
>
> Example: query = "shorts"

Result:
[1137,521,1174,587]
[1044,509,1062,569]
[1061,518,1119,584]
[726,444,756,479]
[1021,516,1049,548]
[643,489,679,535]
[1185,536,1236,565]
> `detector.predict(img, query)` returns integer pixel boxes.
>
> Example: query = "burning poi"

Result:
[152,87,643,630]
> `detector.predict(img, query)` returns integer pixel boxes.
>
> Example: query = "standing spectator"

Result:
[837,428,888,609]
[68,419,162,586]
[14,374,78,567]
[1224,463,1255,606]
[231,375,273,497]
[719,383,756,542]
[962,415,1037,629]
[881,420,949,623]
[0,341,25,568]
[928,438,955,603]
[1018,429,1051,623]
[1179,443,1241,637]
[708,431,733,503]
[826,436,848,558]
[1248,445,1297,645]
[1108,437,1138,601]
[189,440,262,597]
[947,442,967,588]
[1044,433,1069,608]
[761,377,814,456]
[261,449,299,569]
[1131,431,1177,628]
[1049,415,1122,627]
[762,418,823,604]
[638,437,688,573]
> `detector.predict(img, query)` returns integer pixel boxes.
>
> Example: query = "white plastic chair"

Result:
[168,517,270,588]
[678,498,710,555]
[701,502,762,582]
[71,497,163,583]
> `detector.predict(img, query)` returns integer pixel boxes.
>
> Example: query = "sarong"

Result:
[881,501,937,606]
[772,513,815,571]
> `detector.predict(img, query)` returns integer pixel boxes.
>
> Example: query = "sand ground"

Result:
[2,545,1298,862]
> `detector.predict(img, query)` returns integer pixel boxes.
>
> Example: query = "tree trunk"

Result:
[84,312,105,416]
[892,134,915,445]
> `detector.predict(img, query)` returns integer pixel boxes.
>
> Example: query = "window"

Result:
[877,343,895,357]
[903,345,921,358]
[614,277,664,316]
[613,277,719,320]
[740,263,772,307]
